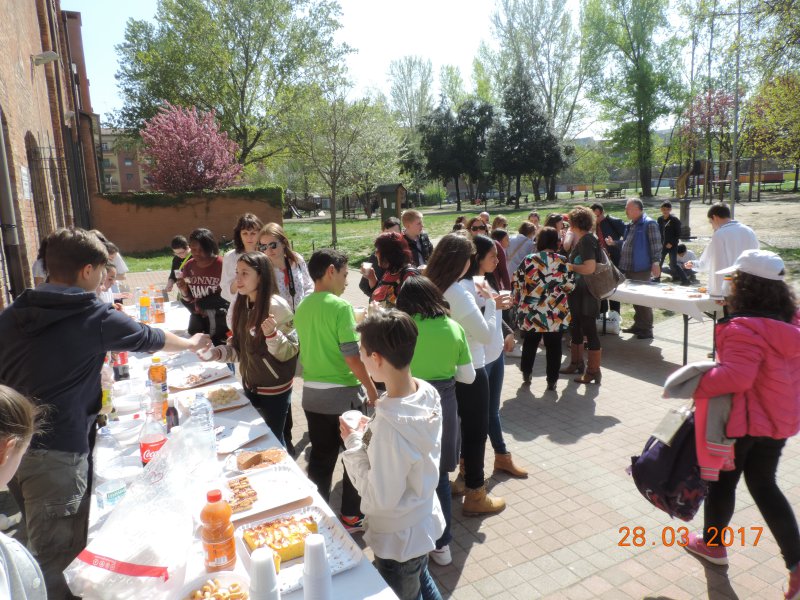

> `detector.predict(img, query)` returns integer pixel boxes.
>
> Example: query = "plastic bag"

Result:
[65,418,218,599]
[596,311,621,335]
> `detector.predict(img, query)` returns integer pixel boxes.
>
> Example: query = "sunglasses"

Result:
[471,225,487,232]
[257,241,280,251]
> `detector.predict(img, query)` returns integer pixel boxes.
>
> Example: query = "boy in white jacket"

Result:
[340,310,444,600]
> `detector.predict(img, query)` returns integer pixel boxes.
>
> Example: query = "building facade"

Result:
[100,128,151,193]
[0,0,98,307]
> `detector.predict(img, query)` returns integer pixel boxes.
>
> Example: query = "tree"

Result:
[455,99,495,200]
[751,0,800,68]
[115,0,349,165]
[290,88,369,245]
[388,56,434,131]
[746,73,800,190]
[583,0,680,197]
[140,102,242,192]
[439,65,468,108]
[489,67,556,207]
[419,103,464,210]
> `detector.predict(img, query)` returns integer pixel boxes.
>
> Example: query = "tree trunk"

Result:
[330,184,338,246]
[532,176,542,203]
[514,175,521,210]
[547,176,557,200]
[794,163,799,192]
[455,178,462,212]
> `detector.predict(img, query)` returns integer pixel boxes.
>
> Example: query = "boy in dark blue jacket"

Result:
[0,228,210,599]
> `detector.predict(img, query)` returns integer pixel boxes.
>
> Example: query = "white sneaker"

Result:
[429,545,452,566]
[505,343,522,358]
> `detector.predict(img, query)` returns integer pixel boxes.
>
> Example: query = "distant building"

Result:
[0,0,99,306]
[99,128,151,193]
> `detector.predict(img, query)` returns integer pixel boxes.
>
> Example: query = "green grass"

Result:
[125,249,174,273]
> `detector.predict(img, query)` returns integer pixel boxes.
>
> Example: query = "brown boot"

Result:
[559,343,584,374]
[450,459,465,496]
[463,485,506,516]
[574,349,602,384]
[494,452,528,478]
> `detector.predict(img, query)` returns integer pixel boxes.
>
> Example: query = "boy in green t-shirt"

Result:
[294,248,378,532]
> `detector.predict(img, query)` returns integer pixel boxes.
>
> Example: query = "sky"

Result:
[63,0,498,122]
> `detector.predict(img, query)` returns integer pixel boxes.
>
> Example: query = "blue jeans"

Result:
[434,470,452,549]
[373,554,442,600]
[484,354,507,454]
[244,388,292,446]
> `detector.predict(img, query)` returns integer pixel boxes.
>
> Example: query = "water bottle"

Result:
[189,392,216,465]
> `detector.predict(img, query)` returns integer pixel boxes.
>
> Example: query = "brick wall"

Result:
[90,193,284,253]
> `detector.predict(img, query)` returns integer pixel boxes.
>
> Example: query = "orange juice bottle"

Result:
[201,490,236,572]
[147,357,168,419]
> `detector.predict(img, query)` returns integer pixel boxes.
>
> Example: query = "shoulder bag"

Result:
[583,248,625,299]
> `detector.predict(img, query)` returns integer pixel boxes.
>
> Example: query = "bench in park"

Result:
[760,171,784,191]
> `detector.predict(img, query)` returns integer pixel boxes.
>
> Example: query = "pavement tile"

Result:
[126,268,799,599]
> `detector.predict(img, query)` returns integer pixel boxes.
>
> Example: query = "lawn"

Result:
[125,199,632,272]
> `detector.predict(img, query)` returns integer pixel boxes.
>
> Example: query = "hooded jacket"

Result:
[342,379,444,563]
[0,285,165,454]
[695,313,800,439]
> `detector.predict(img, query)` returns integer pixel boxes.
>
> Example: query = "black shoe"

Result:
[522,372,532,385]
[622,326,641,334]
[546,381,557,391]
[636,331,654,339]
[285,441,297,458]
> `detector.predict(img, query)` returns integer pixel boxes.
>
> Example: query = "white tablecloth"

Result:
[609,280,720,321]
[88,304,397,600]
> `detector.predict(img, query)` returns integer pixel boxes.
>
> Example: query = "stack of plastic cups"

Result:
[250,547,281,600]
[302,534,331,600]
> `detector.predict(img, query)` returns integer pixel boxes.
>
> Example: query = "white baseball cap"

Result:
[717,249,785,281]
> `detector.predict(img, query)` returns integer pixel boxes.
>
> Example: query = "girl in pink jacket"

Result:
[681,250,800,600]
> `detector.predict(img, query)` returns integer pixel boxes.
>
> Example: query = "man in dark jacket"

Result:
[401,210,434,267]
[657,201,689,284]
[0,228,210,599]
[592,203,626,315]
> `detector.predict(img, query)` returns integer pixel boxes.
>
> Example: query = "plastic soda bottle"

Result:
[139,407,167,466]
[201,489,236,572]
[147,357,168,419]
[100,356,114,416]
[153,296,166,323]
[139,294,151,323]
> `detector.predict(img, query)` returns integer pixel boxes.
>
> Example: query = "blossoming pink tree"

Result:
[140,103,242,192]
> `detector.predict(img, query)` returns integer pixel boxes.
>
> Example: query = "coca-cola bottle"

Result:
[139,406,167,467]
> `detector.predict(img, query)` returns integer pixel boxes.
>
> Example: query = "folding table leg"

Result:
[683,315,689,365]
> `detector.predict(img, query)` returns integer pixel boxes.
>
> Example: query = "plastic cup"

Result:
[361,262,373,275]
[472,275,485,287]
[341,410,363,431]
[249,547,280,599]
[497,290,511,298]
[174,270,183,280]
[302,533,332,600]
[353,307,367,324]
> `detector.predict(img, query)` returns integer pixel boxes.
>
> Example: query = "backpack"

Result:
[629,413,707,521]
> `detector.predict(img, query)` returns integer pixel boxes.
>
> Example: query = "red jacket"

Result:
[696,313,800,439]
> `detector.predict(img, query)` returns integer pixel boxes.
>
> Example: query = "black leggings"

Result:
[521,330,562,384]
[455,367,490,489]
[570,314,600,351]
[704,436,800,569]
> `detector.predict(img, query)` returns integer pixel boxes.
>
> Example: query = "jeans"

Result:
[521,330,563,384]
[434,470,452,549]
[455,367,489,489]
[704,436,800,569]
[304,410,363,517]
[624,270,654,332]
[244,388,292,446]
[373,554,442,600]
[660,246,689,284]
[484,354,507,454]
[9,449,91,600]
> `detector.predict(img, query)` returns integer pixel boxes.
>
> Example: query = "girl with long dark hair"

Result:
[425,234,505,516]
[362,232,419,307]
[200,252,299,445]
[221,213,263,304]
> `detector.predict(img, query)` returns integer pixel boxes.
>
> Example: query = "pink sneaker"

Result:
[684,531,728,565]
[786,567,800,600]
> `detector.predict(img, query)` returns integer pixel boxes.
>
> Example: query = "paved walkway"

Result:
[128,269,799,599]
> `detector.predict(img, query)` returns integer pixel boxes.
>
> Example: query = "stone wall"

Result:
[90,191,284,253]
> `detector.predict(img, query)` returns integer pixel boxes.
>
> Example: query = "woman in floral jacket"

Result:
[512,226,574,390]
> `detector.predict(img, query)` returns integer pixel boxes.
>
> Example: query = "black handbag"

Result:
[583,248,625,299]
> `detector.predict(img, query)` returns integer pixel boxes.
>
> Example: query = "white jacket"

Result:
[444,281,497,368]
[694,221,759,297]
[220,249,242,304]
[342,379,445,562]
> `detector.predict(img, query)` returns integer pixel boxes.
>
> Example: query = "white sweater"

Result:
[342,379,445,562]
[444,281,497,369]
[220,249,242,304]
[694,221,759,297]
[461,279,505,364]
